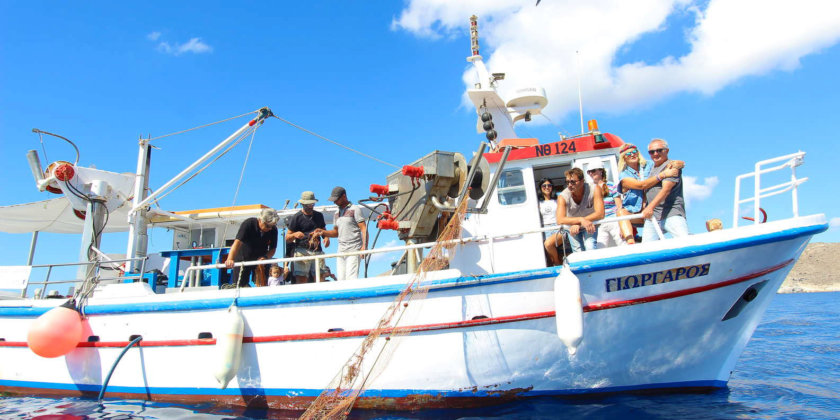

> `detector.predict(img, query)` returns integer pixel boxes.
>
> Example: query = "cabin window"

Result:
[190,228,216,248]
[497,169,527,205]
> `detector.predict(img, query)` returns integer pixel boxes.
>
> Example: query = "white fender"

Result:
[213,305,245,389]
[554,266,583,355]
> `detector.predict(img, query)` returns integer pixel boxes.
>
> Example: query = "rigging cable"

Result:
[32,129,80,166]
[357,202,389,277]
[271,115,399,169]
[148,124,259,205]
[222,125,259,243]
[147,110,259,142]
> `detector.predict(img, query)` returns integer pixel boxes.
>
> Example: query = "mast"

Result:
[125,136,152,275]
[465,16,546,143]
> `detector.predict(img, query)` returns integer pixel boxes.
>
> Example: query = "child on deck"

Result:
[267,265,286,286]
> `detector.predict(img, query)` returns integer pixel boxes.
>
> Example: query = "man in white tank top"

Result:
[556,167,605,254]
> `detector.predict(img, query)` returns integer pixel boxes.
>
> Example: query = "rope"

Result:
[271,115,399,168]
[221,125,258,242]
[147,110,259,142]
[37,131,49,165]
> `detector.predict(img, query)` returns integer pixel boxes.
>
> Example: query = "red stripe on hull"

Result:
[0,260,789,349]
[583,259,792,312]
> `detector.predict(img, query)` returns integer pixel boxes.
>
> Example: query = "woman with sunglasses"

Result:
[616,143,683,242]
[537,178,558,228]
[538,178,563,263]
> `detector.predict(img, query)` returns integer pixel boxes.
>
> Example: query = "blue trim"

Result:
[0,269,559,317]
[0,379,727,398]
[0,222,825,318]
[568,223,826,274]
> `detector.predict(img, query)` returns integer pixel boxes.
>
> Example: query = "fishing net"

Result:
[300,198,469,419]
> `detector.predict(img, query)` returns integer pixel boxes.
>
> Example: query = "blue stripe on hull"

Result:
[0,378,727,398]
[571,223,826,274]
[0,222,826,318]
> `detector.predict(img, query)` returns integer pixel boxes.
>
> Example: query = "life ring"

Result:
[742,208,767,223]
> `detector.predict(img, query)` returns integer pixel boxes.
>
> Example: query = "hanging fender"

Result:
[213,304,245,389]
[554,266,583,355]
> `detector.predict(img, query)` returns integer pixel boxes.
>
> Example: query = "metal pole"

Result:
[126,137,151,274]
[791,162,799,217]
[576,50,584,134]
[27,231,38,265]
[479,146,511,213]
[754,161,761,225]
[457,143,487,206]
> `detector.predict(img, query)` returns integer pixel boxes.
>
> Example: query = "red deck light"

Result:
[54,163,75,182]
[370,184,390,196]
[402,165,424,178]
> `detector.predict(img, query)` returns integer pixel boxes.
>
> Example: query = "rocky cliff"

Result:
[779,242,840,293]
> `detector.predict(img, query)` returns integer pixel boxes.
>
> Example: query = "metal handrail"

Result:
[733,152,807,228]
[181,214,663,291]
[20,256,149,299]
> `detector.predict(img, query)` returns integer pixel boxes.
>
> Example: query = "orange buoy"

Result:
[27,299,83,358]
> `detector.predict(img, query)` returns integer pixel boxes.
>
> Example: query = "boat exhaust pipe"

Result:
[26,150,46,189]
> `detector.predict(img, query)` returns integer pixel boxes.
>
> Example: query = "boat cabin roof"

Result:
[483,133,625,164]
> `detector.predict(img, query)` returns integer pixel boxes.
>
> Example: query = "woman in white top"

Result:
[538,178,557,227]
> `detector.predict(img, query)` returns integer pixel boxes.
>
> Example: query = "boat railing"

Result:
[180,214,664,291]
[732,152,808,228]
[18,256,150,299]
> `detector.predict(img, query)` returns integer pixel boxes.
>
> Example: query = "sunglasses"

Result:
[541,184,553,189]
[648,148,667,155]
[565,178,580,185]
[623,150,638,157]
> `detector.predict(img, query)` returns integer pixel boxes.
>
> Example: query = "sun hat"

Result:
[619,143,638,155]
[298,191,318,205]
[588,161,604,171]
[328,186,346,202]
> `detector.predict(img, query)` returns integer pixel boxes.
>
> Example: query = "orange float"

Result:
[27,299,83,358]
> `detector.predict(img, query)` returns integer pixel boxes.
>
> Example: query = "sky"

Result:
[1,1,839,281]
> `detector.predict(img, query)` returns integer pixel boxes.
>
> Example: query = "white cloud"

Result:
[830,217,840,230]
[151,35,213,56]
[683,175,718,209]
[393,0,840,119]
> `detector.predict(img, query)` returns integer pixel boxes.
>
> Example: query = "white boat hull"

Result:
[0,215,826,410]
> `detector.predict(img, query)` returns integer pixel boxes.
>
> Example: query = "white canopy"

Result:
[0,198,131,234]
[0,199,345,235]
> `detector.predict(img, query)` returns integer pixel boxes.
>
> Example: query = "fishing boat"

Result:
[0,16,827,413]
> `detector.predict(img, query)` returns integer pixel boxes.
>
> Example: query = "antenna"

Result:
[576,50,584,134]
[467,15,482,62]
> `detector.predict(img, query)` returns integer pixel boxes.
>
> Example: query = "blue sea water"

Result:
[2,292,838,419]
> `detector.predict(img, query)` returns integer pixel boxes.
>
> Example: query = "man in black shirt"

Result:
[286,191,328,284]
[224,208,279,287]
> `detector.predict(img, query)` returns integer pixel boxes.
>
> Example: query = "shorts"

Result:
[293,248,326,278]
